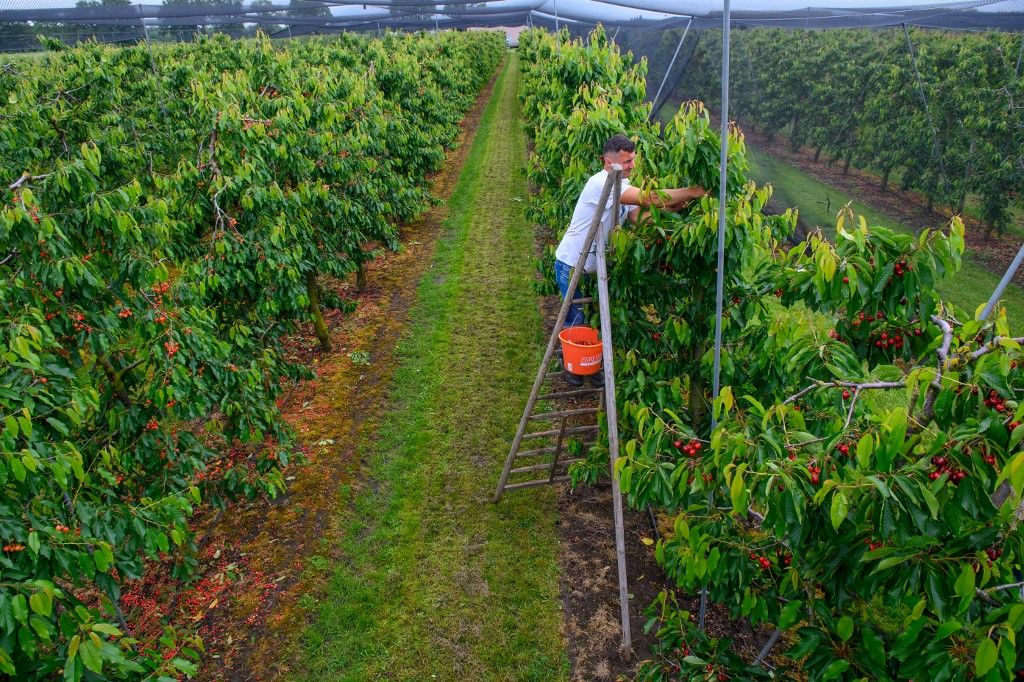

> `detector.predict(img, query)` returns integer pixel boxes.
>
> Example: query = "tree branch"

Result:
[784,379,904,405]
[8,172,50,191]
[971,337,1024,362]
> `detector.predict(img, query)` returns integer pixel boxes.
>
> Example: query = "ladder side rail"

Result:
[595,166,632,654]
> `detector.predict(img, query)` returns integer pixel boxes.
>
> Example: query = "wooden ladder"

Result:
[492,166,633,653]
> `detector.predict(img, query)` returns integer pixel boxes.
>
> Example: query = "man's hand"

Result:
[666,186,707,210]
[621,185,707,210]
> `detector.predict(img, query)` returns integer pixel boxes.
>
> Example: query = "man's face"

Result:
[604,149,636,177]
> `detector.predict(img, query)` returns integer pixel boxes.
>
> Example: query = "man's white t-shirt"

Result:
[555,169,631,274]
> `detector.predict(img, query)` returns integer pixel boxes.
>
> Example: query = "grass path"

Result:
[297,54,568,681]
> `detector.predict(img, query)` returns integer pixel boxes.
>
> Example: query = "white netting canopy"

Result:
[0,0,1022,46]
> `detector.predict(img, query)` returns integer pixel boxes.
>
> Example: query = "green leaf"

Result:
[730,468,747,512]
[856,432,873,468]
[954,564,976,600]
[875,555,910,571]
[78,639,103,674]
[27,531,40,555]
[830,491,849,530]
[90,623,122,637]
[822,659,850,679]
[28,590,51,617]
[93,545,113,573]
[836,615,853,641]
[975,637,998,676]
[917,482,939,519]
[779,600,802,629]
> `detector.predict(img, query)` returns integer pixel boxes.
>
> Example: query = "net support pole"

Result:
[902,22,950,195]
[980,244,1024,321]
[611,25,620,43]
[554,0,559,33]
[648,17,692,122]
[1016,33,1024,79]
[701,0,730,634]
[595,167,632,656]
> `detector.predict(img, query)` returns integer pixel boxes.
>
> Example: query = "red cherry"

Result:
[842,390,850,400]
[842,276,849,284]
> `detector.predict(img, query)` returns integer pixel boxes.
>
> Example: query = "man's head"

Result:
[602,134,636,177]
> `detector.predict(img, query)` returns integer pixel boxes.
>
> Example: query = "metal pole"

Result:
[494,171,619,502]
[980,244,1024,321]
[649,18,691,122]
[1015,33,1023,79]
[902,23,950,195]
[554,0,559,33]
[596,167,632,655]
[702,0,730,633]
[611,25,619,43]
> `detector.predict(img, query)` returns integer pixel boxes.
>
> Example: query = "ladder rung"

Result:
[510,458,585,476]
[573,297,594,304]
[516,446,557,458]
[544,371,563,379]
[528,407,599,421]
[504,476,570,492]
[522,424,599,441]
[538,388,602,400]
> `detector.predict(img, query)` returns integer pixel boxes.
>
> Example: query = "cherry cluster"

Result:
[673,438,703,458]
[927,454,967,484]
[985,390,1008,413]
[749,552,772,570]
[864,537,883,551]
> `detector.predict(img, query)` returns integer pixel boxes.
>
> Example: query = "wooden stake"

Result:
[595,166,632,654]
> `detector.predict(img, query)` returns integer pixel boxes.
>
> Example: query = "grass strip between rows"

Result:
[296,54,569,681]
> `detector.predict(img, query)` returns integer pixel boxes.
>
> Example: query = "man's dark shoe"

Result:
[563,370,584,387]
[589,370,605,388]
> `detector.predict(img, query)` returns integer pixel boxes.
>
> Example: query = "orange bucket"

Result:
[558,326,603,375]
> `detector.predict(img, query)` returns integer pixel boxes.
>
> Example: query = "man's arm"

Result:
[620,185,706,209]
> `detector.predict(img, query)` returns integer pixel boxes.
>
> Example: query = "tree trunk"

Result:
[881,167,891,192]
[688,372,707,432]
[926,195,934,214]
[355,263,368,294]
[842,151,852,175]
[957,138,975,216]
[98,355,131,405]
[813,146,822,163]
[305,270,332,352]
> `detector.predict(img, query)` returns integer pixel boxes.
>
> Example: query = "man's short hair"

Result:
[603,134,636,155]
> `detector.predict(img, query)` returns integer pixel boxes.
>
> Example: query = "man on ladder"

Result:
[553,134,707,386]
